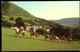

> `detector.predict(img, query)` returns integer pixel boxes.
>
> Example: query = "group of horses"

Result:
[42,33,73,43]
[11,26,73,43]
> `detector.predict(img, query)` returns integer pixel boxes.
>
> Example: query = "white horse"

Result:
[11,27,27,38]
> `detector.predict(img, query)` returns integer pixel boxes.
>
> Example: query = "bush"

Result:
[50,25,71,37]
[73,27,80,40]
[36,29,46,35]
[2,20,14,27]
[2,16,5,19]
[9,17,14,21]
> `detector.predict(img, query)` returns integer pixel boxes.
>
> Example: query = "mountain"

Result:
[1,1,56,26]
[49,18,80,27]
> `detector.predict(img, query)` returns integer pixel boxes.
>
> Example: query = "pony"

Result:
[11,26,27,38]
[29,28,38,39]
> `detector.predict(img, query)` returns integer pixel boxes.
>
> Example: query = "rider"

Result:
[29,28,34,35]
[19,26,24,33]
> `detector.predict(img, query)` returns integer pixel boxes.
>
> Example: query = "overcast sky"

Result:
[11,1,79,20]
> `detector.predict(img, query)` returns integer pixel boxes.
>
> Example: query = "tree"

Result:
[14,17,26,30]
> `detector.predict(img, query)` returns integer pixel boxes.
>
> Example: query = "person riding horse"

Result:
[19,26,27,37]
[29,28,38,39]
[11,26,27,38]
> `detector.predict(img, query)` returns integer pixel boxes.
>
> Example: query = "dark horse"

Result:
[29,28,38,39]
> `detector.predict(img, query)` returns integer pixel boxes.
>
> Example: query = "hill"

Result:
[2,1,36,20]
[1,1,56,26]
[49,18,80,27]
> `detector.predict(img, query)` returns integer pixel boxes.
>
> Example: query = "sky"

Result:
[11,1,79,20]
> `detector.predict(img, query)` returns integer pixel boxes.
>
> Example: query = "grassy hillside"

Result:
[4,2,36,20]
[1,1,56,26]
[2,27,80,51]
[49,18,80,27]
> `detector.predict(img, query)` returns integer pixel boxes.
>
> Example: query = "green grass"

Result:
[2,27,80,51]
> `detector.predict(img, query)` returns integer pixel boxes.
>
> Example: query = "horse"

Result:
[59,35,67,43]
[29,28,38,39]
[51,33,59,42]
[11,26,27,38]
[42,33,50,40]
[67,36,73,44]
[42,33,59,41]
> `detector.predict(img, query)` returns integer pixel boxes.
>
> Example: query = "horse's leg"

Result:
[15,33,19,37]
[61,40,63,43]
[36,35,38,40]
[57,39,58,42]
[72,40,73,43]
[22,33,25,38]
[44,37,47,40]
[30,34,32,39]
[71,40,73,44]
[67,40,69,43]
[65,40,67,43]
[38,34,40,37]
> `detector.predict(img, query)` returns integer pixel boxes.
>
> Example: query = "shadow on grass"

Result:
[8,35,69,44]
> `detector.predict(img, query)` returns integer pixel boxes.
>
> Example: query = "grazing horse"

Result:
[11,26,27,38]
[29,28,38,39]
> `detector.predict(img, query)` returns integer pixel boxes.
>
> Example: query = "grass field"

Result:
[2,27,80,51]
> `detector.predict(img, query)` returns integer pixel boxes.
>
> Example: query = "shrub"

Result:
[2,16,5,19]
[2,20,14,27]
[36,29,45,35]
[73,27,80,40]
[9,17,14,21]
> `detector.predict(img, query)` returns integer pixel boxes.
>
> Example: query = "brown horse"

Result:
[59,35,67,43]
[42,33,51,40]
[29,28,38,39]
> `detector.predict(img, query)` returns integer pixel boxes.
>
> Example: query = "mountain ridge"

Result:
[48,18,80,27]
